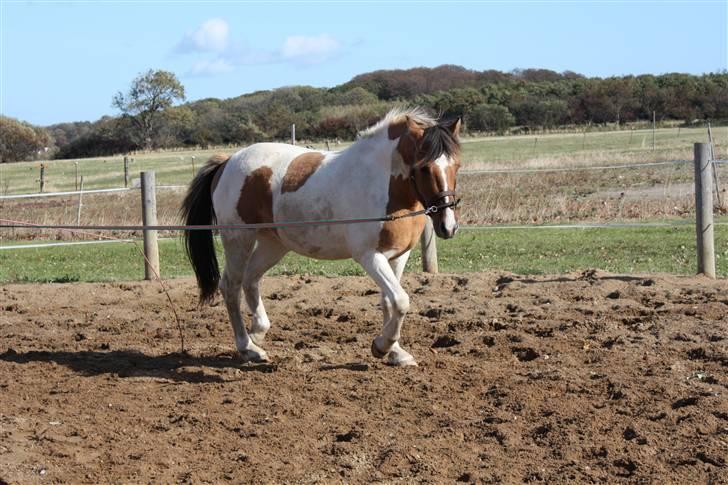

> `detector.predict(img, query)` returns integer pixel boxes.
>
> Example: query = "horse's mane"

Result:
[358,107,436,139]
[359,107,460,163]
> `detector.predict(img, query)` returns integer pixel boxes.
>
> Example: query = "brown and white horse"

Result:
[181,108,461,366]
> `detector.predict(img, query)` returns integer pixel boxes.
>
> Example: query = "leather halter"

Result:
[409,173,460,214]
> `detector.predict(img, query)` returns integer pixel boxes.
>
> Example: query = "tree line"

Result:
[1,65,727,162]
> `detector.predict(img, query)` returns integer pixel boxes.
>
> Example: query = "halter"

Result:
[409,172,461,215]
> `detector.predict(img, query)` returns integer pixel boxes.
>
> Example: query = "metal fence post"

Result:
[420,218,438,273]
[694,143,715,278]
[141,171,160,280]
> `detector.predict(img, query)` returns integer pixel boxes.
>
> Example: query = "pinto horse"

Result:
[181,108,461,366]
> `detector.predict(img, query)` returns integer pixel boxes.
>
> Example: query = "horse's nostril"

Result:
[439,222,448,234]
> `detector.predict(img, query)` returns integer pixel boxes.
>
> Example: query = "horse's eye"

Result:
[419,165,429,173]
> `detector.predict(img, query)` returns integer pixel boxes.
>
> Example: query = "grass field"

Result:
[1,125,725,195]
[1,223,726,283]
[2,125,726,283]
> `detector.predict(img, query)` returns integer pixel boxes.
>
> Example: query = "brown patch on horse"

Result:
[388,120,408,140]
[237,166,273,224]
[208,153,230,195]
[377,175,426,258]
[281,152,324,193]
[395,118,425,166]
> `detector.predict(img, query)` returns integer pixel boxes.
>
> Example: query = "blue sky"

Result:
[1,1,726,126]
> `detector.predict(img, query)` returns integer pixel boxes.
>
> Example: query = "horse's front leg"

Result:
[358,251,417,366]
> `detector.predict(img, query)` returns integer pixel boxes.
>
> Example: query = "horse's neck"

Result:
[343,132,410,179]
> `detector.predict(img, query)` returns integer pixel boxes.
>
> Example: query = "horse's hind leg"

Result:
[242,233,288,345]
[219,231,269,363]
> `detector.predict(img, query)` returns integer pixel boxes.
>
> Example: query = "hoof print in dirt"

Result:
[482,335,496,347]
[671,396,699,409]
[512,347,539,362]
[606,291,621,299]
[456,472,472,482]
[613,458,638,477]
[432,335,461,348]
[335,429,361,442]
[421,308,443,319]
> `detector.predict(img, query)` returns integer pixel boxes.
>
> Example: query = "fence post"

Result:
[707,123,723,208]
[123,156,129,188]
[76,176,84,225]
[74,162,79,191]
[420,218,438,273]
[39,163,46,193]
[141,171,160,280]
[291,124,296,145]
[694,143,715,278]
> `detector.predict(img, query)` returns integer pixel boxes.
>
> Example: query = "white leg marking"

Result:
[357,251,416,366]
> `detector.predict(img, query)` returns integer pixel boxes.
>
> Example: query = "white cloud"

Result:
[280,34,340,65]
[177,18,229,53]
[177,27,343,77]
[187,58,234,77]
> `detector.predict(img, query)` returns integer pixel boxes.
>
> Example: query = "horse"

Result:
[181,108,462,366]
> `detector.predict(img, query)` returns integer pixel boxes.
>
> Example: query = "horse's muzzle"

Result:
[434,219,458,239]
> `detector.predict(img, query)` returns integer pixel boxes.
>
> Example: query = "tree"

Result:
[112,69,185,149]
[0,116,51,163]
[466,104,515,133]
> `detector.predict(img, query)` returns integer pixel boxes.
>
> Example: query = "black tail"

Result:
[180,155,228,304]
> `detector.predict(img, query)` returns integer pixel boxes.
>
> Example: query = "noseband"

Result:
[409,173,460,215]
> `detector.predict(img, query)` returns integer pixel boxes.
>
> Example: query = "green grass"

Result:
[1,125,724,195]
[459,125,727,165]
[1,224,726,283]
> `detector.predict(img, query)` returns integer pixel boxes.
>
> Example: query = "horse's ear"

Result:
[446,117,462,138]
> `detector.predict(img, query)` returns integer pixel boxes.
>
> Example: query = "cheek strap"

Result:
[409,175,460,214]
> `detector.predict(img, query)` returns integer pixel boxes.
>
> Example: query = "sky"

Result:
[1,1,727,126]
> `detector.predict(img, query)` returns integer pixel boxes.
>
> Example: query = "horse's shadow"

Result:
[0,349,276,384]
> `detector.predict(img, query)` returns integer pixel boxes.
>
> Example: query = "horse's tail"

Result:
[180,154,228,305]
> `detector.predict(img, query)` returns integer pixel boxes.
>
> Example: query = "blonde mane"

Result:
[358,107,437,139]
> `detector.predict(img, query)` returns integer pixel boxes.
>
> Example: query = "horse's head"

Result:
[389,115,462,239]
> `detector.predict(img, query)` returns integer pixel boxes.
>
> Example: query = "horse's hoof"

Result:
[385,352,418,367]
[238,348,270,363]
[371,339,387,359]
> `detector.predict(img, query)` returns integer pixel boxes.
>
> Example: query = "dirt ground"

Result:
[0,271,726,484]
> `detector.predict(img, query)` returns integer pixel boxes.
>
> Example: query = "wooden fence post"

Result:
[124,156,129,188]
[420,218,438,273]
[141,171,160,280]
[694,143,715,278]
[39,163,46,193]
[707,123,723,208]
[76,176,84,225]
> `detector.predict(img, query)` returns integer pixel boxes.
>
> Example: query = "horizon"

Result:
[1,1,727,126]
